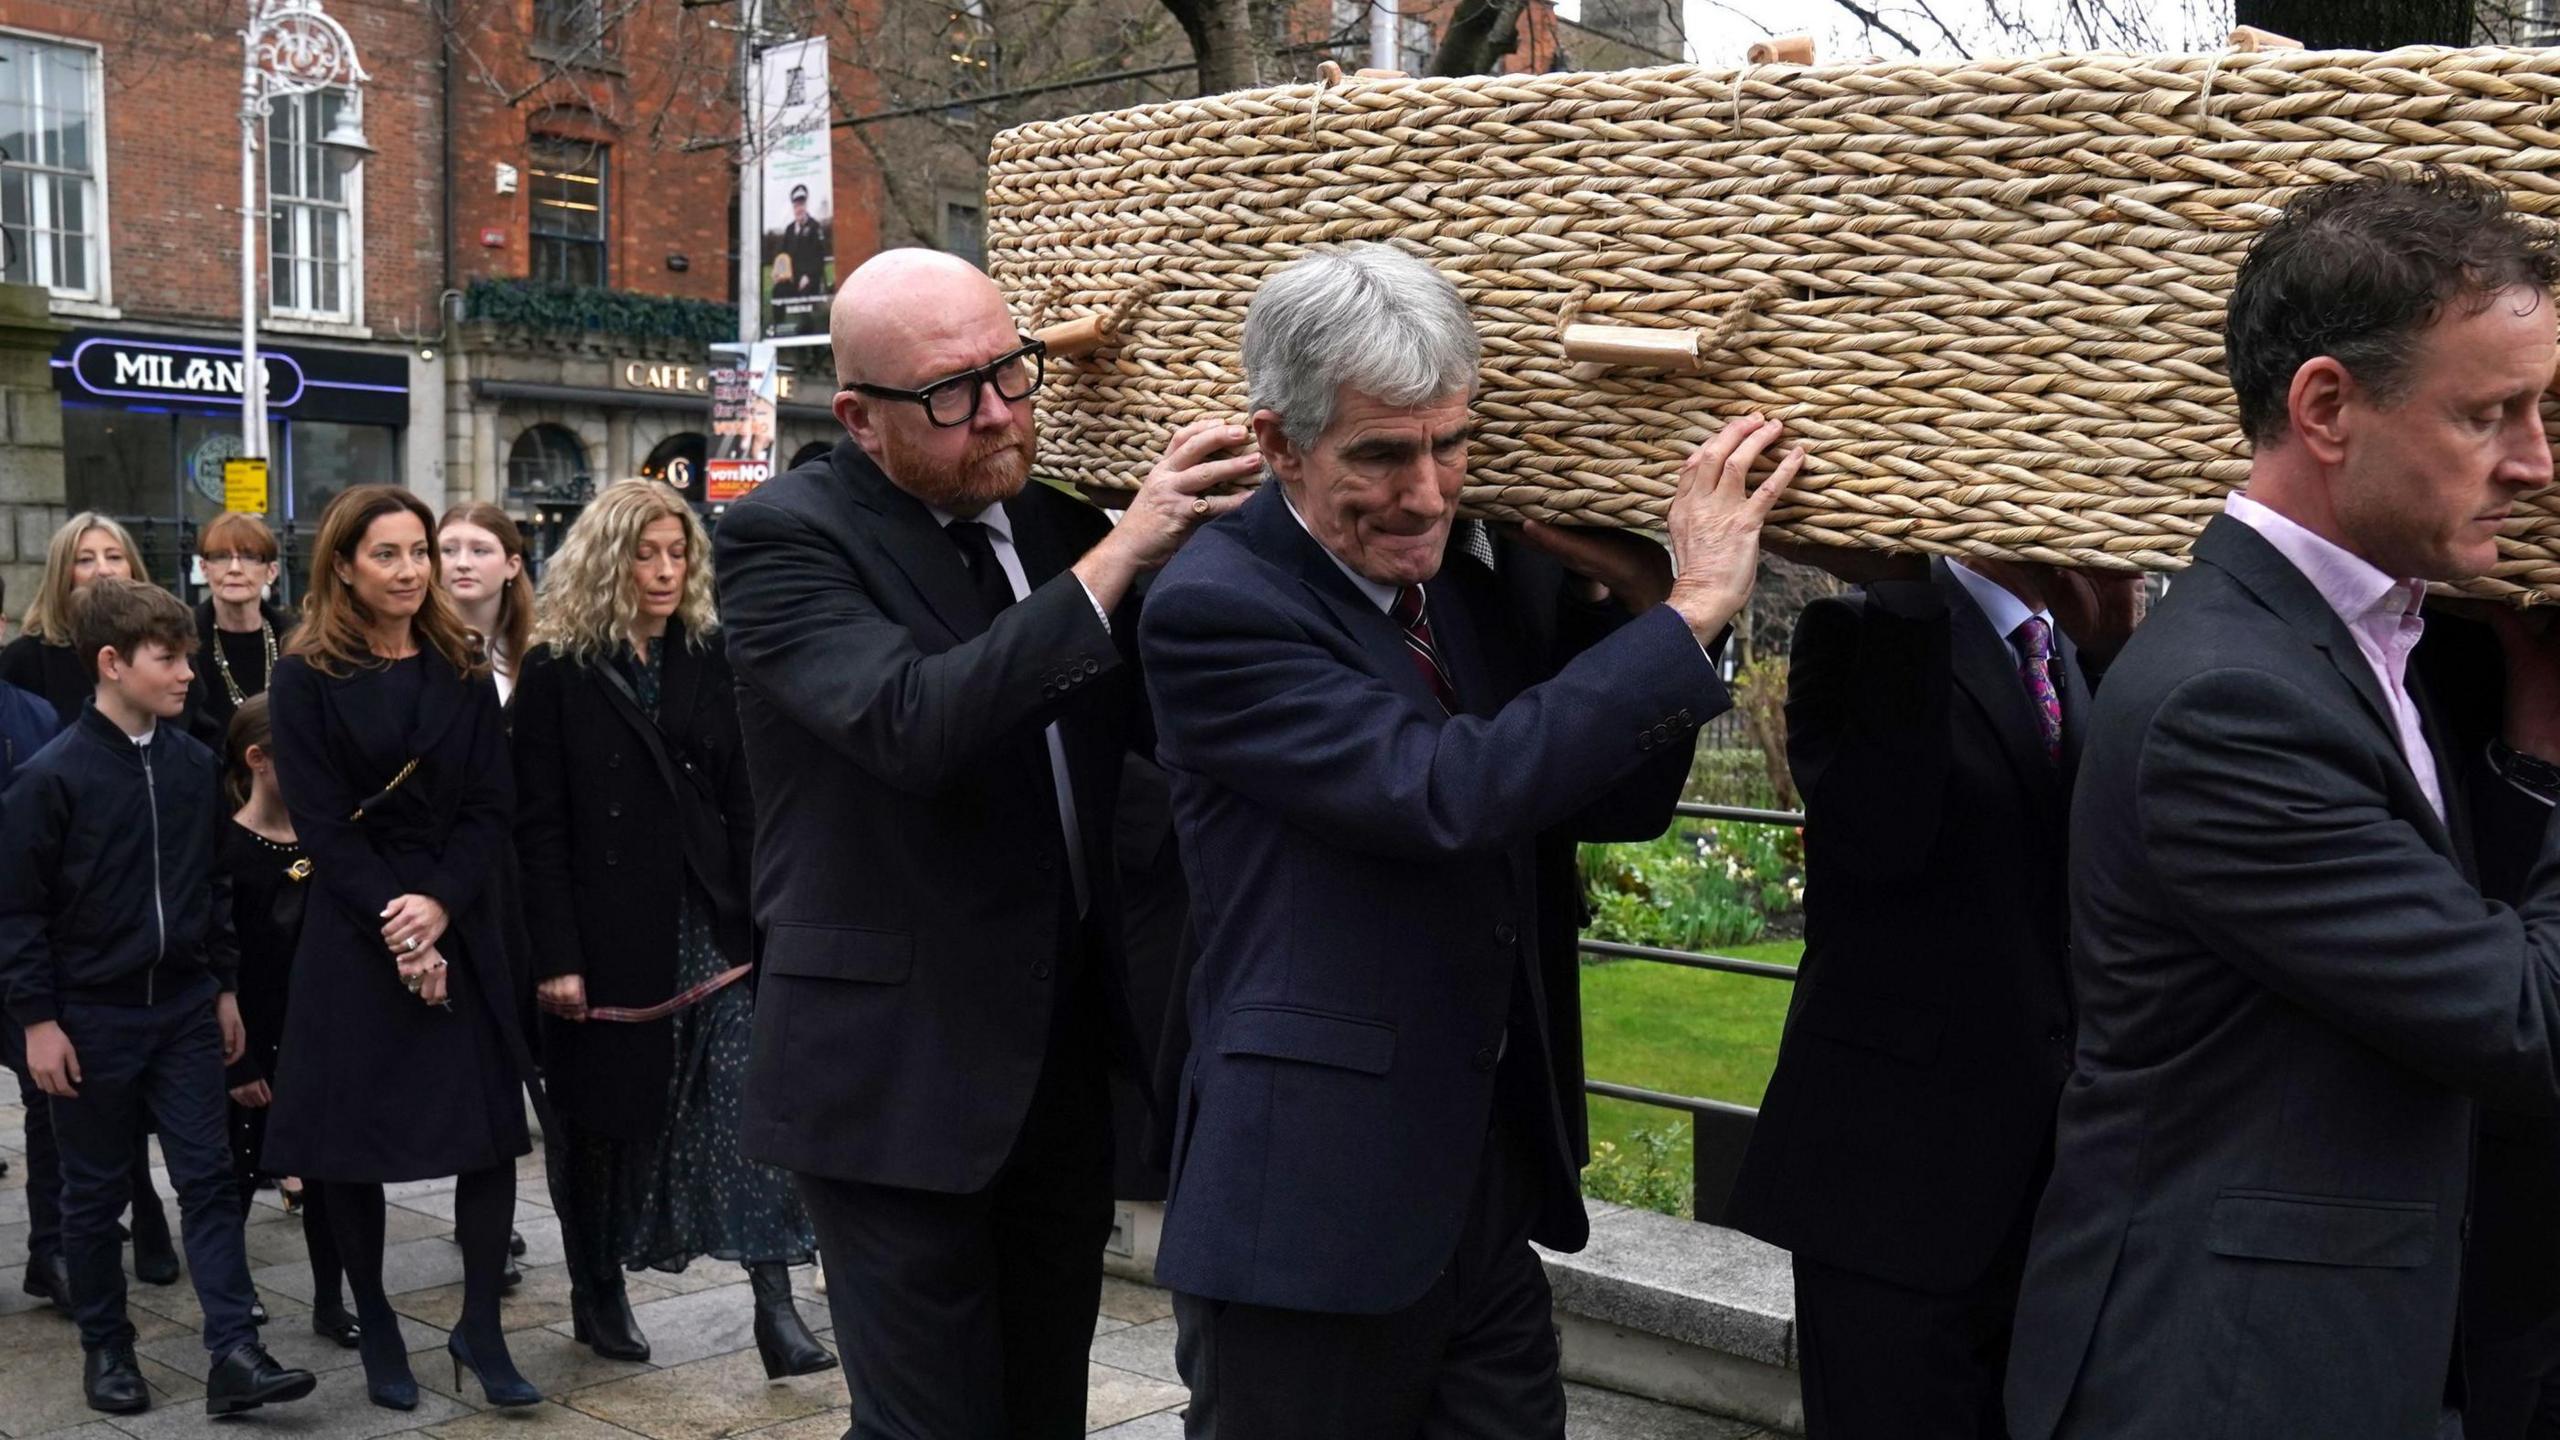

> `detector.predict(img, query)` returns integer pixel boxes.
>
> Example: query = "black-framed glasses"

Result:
[845,337,1046,428]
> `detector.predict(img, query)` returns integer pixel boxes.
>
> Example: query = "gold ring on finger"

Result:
[1192,497,1211,518]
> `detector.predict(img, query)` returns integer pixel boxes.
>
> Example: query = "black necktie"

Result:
[944,520,1017,623]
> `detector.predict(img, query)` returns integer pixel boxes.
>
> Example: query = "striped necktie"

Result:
[1392,583,1459,715]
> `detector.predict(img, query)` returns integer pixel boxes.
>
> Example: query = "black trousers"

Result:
[1171,1111,1564,1440]
[1791,1222,2032,1440]
[799,1023,1114,1440]
[2467,1308,2560,1440]
[52,979,255,1356]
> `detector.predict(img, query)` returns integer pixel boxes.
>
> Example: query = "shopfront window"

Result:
[290,420,398,522]
[508,423,588,502]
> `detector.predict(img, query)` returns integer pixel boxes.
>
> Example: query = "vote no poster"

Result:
[759,37,835,338]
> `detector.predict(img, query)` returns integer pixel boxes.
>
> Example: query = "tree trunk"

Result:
[1430,0,1532,77]
[2233,0,2476,47]
[1164,0,1265,95]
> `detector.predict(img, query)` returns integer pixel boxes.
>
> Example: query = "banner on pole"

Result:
[706,340,781,504]
[758,37,835,339]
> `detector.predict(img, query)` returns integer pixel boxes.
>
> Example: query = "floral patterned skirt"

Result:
[554,887,814,1272]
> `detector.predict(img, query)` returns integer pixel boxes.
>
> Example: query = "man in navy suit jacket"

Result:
[1140,243,1803,1437]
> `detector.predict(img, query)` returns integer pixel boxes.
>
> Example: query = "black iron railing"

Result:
[1582,799,1802,1224]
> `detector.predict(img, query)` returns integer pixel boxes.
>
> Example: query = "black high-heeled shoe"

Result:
[448,1327,540,1408]
[354,1320,416,1411]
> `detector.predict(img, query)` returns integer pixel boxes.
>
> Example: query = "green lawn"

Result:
[1579,938,1802,1190]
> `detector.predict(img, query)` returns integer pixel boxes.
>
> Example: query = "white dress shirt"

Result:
[1949,560,2056,669]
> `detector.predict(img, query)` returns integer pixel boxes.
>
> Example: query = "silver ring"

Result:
[403,937,419,953]
[1191,497,1211,518]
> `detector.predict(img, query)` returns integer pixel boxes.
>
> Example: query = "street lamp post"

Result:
[239,0,372,460]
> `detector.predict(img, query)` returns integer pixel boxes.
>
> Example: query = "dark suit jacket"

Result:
[714,438,1143,1194]
[511,623,757,1143]
[1139,485,1718,1315]
[2414,616,2560,1362]
[1725,560,2095,1293]
[2004,515,2560,1440]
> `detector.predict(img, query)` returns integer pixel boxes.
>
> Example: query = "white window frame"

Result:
[265,89,362,325]
[0,28,110,306]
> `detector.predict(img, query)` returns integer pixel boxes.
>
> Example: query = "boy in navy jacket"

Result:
[0,578,314,1417]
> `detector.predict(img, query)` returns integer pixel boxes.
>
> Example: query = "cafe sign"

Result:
[64,336,305,409]
[619,360,800,402]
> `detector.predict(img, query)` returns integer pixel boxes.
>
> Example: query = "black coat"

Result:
[2414,617,2560,1363]
[185,600,295,748]
[259,646,533,1183]
[1725,560,2098,1293]
[713,439,1146,1194]
[2005,516,2560,1440]
[0,634,88,736]
[511,625,756,1143]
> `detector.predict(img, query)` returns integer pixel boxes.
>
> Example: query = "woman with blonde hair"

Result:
[435,502,534,703]
[262,485,536,1410]
[1,513,150,729]
[513,479,830,1373]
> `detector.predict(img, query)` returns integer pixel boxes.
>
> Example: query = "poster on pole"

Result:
[706,340,781,505]
[759,37,835,339]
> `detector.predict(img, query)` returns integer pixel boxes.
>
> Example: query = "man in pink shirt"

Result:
[2004,170,2560,1440]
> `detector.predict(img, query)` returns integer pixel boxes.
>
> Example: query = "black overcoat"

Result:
[511,623,755,1142]
[259,646,532,1182]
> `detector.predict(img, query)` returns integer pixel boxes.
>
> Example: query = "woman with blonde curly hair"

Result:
[512,479,830,1373]
[2,513,151,729]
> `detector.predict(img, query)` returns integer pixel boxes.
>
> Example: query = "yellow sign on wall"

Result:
[222,458,270,515]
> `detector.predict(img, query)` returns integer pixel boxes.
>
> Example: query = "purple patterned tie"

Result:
[2015,616,2061,764]
[1392,584,1459,715]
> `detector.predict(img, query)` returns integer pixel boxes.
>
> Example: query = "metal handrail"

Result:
[1580,800,1805,1222]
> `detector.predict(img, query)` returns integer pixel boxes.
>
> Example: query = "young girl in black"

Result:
[220,695,359,1348]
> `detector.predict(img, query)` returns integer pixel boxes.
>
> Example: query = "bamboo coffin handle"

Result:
[1035,314,1114,358]
[2228,25,2302,52]
[1746,35,1816,65]
[1561,323,1708,374]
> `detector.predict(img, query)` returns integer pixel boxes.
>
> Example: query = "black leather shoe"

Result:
[311,1298,362,1349]
[502,1252,523,1290]
[508,1228,527,1258]
[204,1340,317,1416]
[22,1252,71,1315]
[83,1342,149,1414]
[129,1207,180,1287]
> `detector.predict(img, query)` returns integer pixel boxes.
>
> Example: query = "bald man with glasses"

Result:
[713,248,1256,1440]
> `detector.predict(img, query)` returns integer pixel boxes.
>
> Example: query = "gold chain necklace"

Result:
[214,617,277,707]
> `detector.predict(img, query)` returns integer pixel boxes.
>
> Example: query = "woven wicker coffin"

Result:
[987,45,2560,600]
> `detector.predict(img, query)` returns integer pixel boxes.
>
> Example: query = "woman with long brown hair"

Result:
[514,480,831,1373]
[260,485,536,1411]
[436,502,533,703]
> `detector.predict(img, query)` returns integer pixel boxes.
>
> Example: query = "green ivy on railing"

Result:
[463,278,738,345]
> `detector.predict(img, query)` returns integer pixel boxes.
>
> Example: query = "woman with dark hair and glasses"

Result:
[187,512,295,748]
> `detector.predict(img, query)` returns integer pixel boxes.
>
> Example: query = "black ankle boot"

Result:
[749,1263,835,1378]
[571,1268,650,1362]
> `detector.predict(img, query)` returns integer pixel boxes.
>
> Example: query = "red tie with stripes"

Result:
[1392,583,1459,715]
